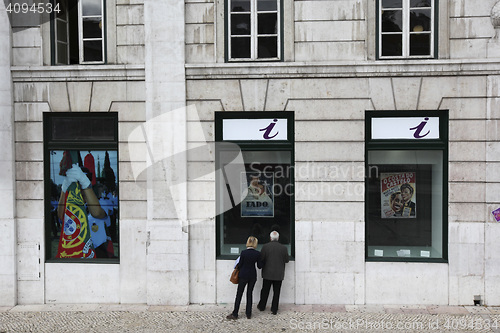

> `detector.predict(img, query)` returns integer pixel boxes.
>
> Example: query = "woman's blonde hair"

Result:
[246,236,258,249]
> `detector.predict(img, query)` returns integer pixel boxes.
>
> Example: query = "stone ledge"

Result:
[186,59,500,79]
[11,65,145,82]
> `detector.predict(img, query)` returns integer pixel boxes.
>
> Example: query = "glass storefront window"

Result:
[44,113,118,261]
[365,111,448,262]
[218,150,292,256]
[366,150,443,259]
[215,112,294,258]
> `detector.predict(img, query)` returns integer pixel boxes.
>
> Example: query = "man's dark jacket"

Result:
[260,240,289,281]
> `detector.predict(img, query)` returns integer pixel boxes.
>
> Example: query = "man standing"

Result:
[257,231,289,315]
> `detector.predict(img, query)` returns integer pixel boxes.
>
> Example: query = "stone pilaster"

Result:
[144,0,189,305]
[0,6,17,306]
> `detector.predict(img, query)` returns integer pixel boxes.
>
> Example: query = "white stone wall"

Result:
[4,0,500,307]
[185,74,368,305]
[294,0,366,61]
[10,0,141,65]
[201,0,368,63]
[14,82,45,304]
[11,68,147,304]
[144,0,189,305]
[190,0,500,63]
[0,4,16,307]
[484,75,500,305]
[185,0,215,63]
[450,0,497,59]
[10,4,43,68]
[12,27,42,66]
[186,60,500,305]
[116,0,145,64]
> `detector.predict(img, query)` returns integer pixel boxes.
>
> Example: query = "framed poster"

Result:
[380,172,417,218]
[493,207,500,222]
[241,172,274,217]
[48,149,119,260]
[367,164,432,247]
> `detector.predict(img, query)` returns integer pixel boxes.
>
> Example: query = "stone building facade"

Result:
[1,0,500,306]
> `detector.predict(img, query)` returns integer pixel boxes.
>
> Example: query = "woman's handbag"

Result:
[230,267,239,284]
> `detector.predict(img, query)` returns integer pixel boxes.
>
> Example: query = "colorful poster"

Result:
[493,207,500,222]
[241,172,274,217]
[51,150,119,259]
[380,172,417,219]
[56,182,96,258]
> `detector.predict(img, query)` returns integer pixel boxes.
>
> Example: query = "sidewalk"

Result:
[1,303,500,333]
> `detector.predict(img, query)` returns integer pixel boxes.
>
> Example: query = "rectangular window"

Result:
[215,112,294,258]
[378,0,436,59]
[365,111,448,261]
[227,0,281,61]
[53,0,105,64]
[44,113,118,261]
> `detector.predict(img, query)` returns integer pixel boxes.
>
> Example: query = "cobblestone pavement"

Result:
[1,304,500,333]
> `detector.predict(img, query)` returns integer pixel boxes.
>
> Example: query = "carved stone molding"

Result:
[492,0,500,39]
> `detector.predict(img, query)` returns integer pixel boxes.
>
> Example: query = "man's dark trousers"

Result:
[258,279,282,314]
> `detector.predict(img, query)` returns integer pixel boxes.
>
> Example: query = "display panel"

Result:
[380,171,417,218]
[48,150,118,259]
[44,112,118,262]
[367,150,443,259]
[241,171,274,217]
[218,150,292,256]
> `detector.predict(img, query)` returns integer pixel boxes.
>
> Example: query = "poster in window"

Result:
[380,172,417,219]
[49,150,119,259]
[493,207,500,222]
[241,172,274,217]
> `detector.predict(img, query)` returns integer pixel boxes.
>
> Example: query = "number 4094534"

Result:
[6,2,60,14]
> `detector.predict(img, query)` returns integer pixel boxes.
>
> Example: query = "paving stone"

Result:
[428,305,470,315]
[0,304,498,333]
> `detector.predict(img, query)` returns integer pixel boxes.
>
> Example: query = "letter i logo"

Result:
[260,119,279,139]
[410,117,430,139]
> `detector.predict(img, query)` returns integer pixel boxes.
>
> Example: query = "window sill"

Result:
[186,59,500,79]
[366,257,448,263]
[11,64,145,82]
[46,258,120,264]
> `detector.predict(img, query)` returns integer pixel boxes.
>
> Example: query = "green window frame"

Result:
[215,111,294,259]
[365,110,448,262]
[43,112,119,262]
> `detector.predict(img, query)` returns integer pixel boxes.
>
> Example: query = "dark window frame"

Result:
[215,111,294,259]
[43,112,119,263]
[225,0,283,62]
[376,0,438,60]
[50,0,107,65]
[365,110,448,262]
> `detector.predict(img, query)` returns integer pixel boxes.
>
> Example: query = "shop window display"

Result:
[365,111,448,261]
[44,113,118,261]
[216,112,294,258]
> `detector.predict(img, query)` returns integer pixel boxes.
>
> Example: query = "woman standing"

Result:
[227,236,263,320]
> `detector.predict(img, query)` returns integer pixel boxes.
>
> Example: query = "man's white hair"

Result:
[270,231,279,241]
